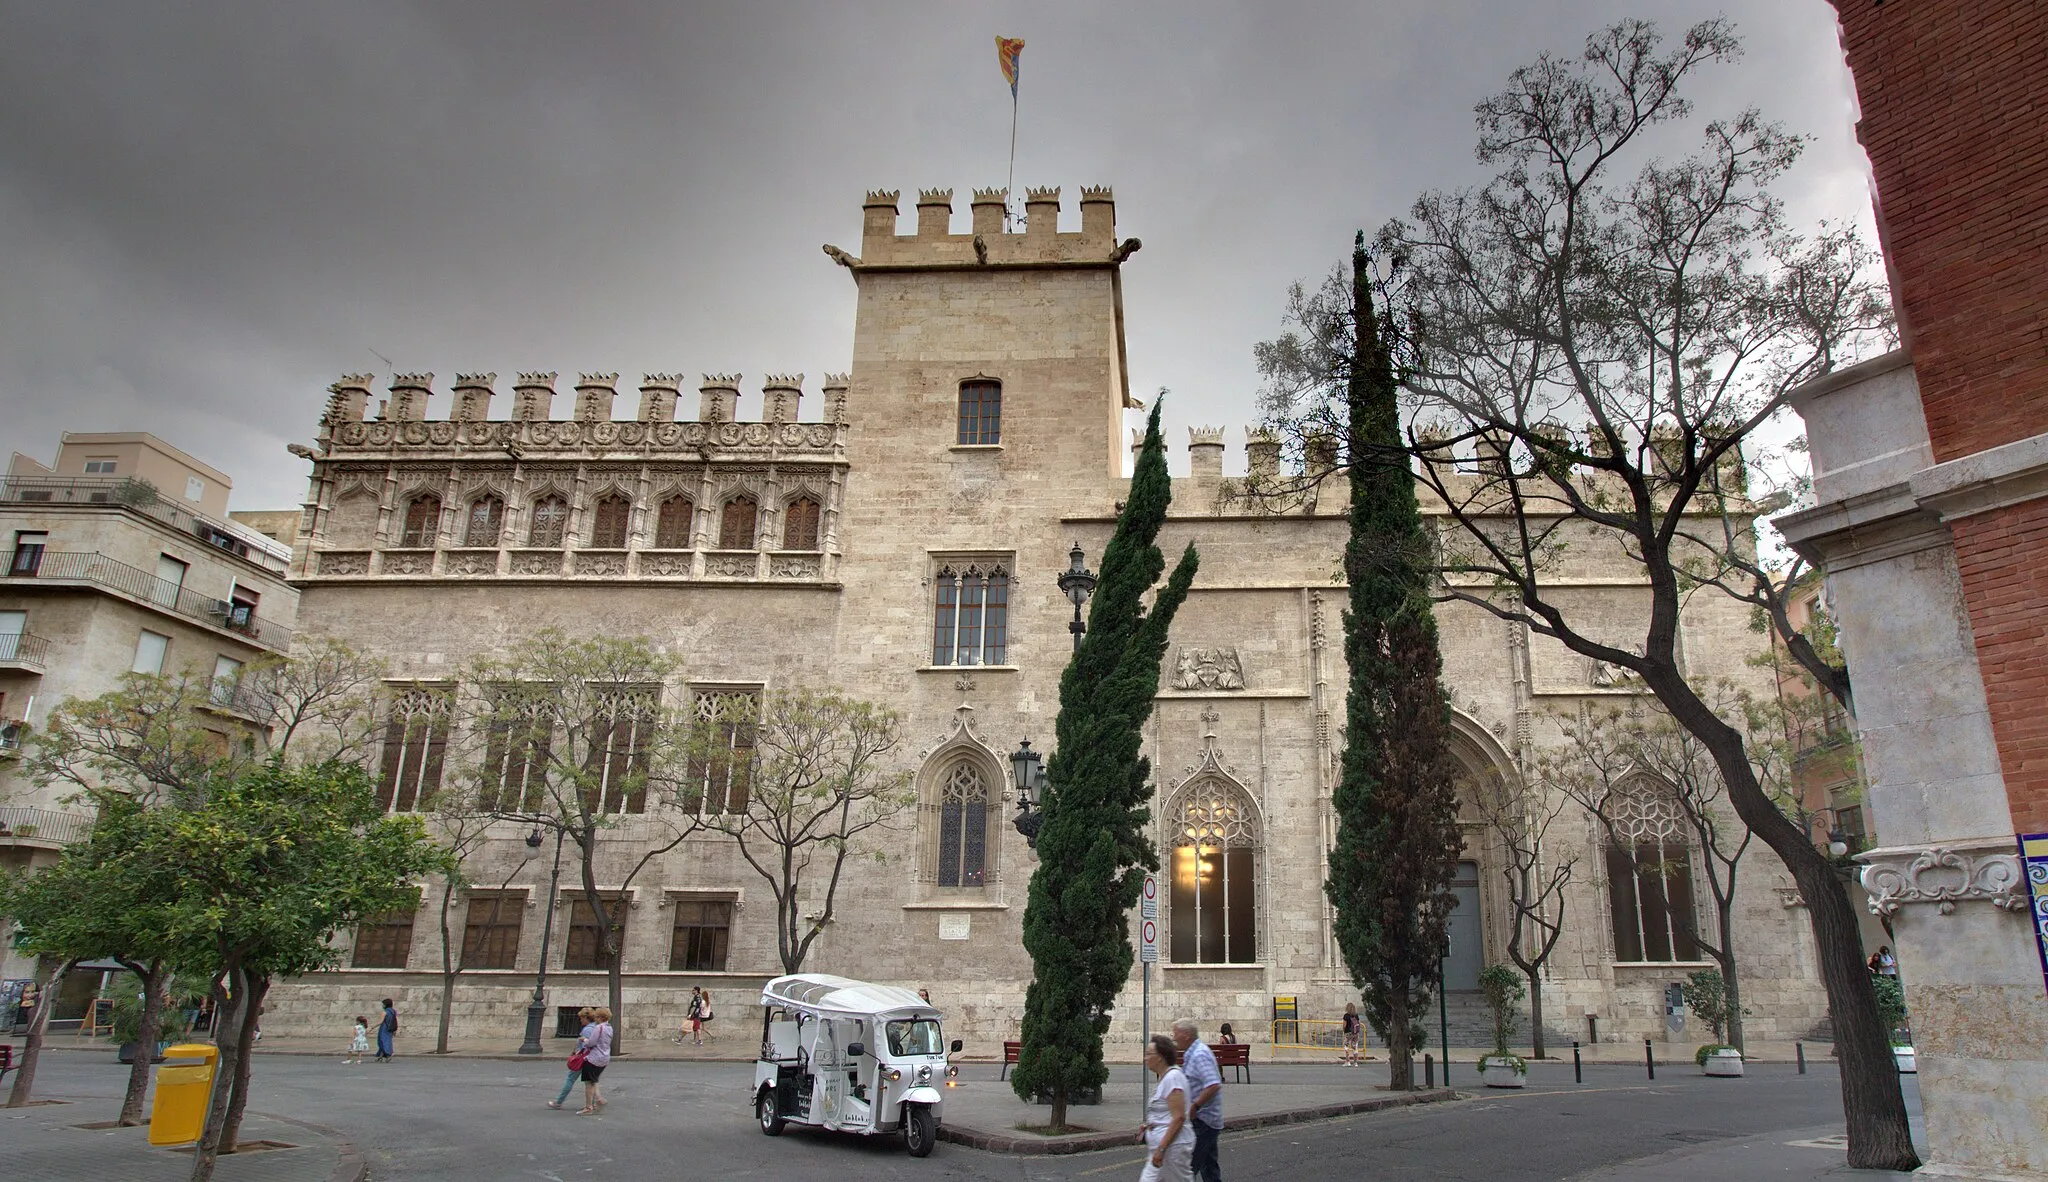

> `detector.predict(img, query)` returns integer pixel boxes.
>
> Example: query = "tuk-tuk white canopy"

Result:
[760,974,936,1020]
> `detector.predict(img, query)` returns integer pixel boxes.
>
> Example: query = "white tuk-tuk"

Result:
[754,973,961,1157]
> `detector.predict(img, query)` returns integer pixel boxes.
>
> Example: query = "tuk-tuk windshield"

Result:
[884,1018,944,1057]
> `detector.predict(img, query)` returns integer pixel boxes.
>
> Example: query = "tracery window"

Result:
[464,495,504,547]
[932,564,1009,665]
[1167,779,1259,964]
[958,380,1001,445]
[1602,780,1701,963]
[588,494,630,548]
[934,760,991,888]
[684,689,758,815]
[399,494,441,548]
[782,496,821,551]
[528,495,569,547]
[654,495,695,548]
[375,684,452,812]
[718,496,758,550]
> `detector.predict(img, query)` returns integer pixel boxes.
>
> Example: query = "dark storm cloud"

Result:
[0,0,1870,509]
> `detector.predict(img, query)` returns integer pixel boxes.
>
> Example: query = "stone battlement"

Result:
[835,184,1137,269]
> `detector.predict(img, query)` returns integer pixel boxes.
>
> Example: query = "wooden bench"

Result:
[1000,1040,1021,1080]
[1212,1041,1251,1083]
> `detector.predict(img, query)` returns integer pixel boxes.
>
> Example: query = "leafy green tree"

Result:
[694,688,916,974]
[1322,233,1467,1092]
[135,760,446,1182]
[1012,401,1198,1129]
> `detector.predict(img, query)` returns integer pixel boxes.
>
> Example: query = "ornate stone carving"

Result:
[1173,647,1246,691]
[318,550,370,576]
[576,551,627,577]
[446,550,498,577]
[770,554,821,580]
[1861,842,2029,916]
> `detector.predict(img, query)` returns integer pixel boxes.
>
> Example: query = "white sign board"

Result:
[1139,916,1159,963]
[1141,871,1158,919]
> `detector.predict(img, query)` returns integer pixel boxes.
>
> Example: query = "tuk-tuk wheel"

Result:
[905,1103,937,1157]
[757,1086,786,1136]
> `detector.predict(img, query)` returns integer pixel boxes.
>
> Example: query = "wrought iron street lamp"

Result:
[1010,739,1047,850]
[1057,542,1098,654]
[517,822,567,1055]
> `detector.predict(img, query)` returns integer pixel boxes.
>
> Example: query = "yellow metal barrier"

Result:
[1269,1017,1350,1051]
[149,1042,219,1146]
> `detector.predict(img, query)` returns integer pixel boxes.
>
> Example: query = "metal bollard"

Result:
[1424,1053,1435,1089]
[1796,1042,1806,1074]
[1645,1038,1655,1080]
[1573,1039,1583,1084]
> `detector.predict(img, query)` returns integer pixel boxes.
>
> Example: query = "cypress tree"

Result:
[1328,233,1465,1089]
[1012,400,1199,1128]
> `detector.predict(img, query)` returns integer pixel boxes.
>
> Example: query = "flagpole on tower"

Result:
[997,36,1026,229]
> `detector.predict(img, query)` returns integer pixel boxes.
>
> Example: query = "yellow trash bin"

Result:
[148,1042,220,1146]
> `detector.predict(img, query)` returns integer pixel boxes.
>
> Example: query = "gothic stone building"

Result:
[267,186,1828,1053]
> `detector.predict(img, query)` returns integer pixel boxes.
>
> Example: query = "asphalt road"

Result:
[17,1051,1888,1181]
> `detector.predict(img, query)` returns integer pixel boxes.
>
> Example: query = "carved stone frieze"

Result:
[1173,647,1246,691]
[576,551,628,576]
[318,550,370,576]
[1860,840,2029,916]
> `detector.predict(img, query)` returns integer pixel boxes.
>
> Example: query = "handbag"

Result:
[567,1048,589,1071]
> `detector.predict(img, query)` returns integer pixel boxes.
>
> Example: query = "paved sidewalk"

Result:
[1,1098,362,1182]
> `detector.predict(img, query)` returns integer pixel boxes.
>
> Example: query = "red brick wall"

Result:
[1948,500,2048,831]
[1830,0,2048,463]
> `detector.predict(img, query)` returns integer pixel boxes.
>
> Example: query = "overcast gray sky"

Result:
[0,0,1872,512]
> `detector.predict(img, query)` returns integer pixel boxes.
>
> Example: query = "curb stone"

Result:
[938,1086,1463,1155]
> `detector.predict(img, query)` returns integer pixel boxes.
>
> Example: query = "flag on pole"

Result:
[996,36,1025,98]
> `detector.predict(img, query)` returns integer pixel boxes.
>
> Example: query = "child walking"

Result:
[346,1015,370,1065]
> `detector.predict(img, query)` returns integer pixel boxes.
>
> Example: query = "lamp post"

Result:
[1057,542,1098,654]
[517,822,566,1055]
[1010,739,1047,850]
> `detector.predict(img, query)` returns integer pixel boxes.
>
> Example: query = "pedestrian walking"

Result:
[573,1006,613,1115]
[375,998,398,1062]
[1340,1002,1363,1066]
[549,1008,597,1109]
[1140,1033,1195,1182]
[1172,1018,1224,1182]
[346,1015,369,1065]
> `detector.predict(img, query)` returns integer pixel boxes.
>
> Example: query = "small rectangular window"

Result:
[668,897,734,972]
[133,630,170,674]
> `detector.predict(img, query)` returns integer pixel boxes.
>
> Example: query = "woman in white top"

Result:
[1140,1032,1195,1181]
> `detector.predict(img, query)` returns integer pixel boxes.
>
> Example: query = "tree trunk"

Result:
[1527,972,1546,1059]
[218,975,267,1155]
[1670,686,1917,1170]
[5,956,66,1108]
[1386,987,1414,1091]
[189,968,249,1182]
[117,965,167,1125]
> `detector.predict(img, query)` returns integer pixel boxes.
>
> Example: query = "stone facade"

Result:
[265,187,1824,1057]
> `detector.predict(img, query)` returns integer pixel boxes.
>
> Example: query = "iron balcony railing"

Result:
[0,805,96,846]
[4,550,292,650]
[0,631,52,669]
[0,474,291,573]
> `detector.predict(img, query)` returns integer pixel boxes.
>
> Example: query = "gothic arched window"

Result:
[400,494,441,548]
[783,496,821,551]
[528,495,569,547]
[464,496,504,547]
[1167,779,1259,964]
[1602,780,1700,963]
[718,496,758,550]
[655,495,695,548]
[935,760,991,888]
[589,494,630,548]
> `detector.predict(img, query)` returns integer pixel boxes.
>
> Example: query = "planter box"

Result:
[1702,1050,1744,1077]
[1478,1056,1527,1088]
[1894,1046,1916,1074]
